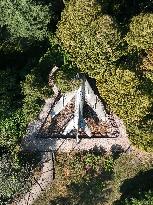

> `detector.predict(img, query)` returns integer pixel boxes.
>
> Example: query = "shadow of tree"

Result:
[111,144,124,160]
[138,103,153,134]
[113,169,153,204]
[69,175,111,205]
[98,0,153,26]
[49,174,112,205]
[35,0,65,32]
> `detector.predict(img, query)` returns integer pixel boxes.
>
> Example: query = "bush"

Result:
[112,153,153,205]
[126,13,153,50]
[33,152,153,205]
[20,42,63,124]
[54,62,81,93]
[0,68,24,153]
[96,67,151,124]
[21,41,80,122]
[0,154,31,204]
[57,0,123,77]
[0,151,42,205]
[0,109,25,153]
[21,72,47,124]
[0,41,77,154]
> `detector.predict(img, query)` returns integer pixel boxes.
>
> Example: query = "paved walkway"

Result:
[14,152,53,205]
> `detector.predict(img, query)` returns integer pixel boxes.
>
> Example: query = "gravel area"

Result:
[41,98,75,134]
[40,100,119,138]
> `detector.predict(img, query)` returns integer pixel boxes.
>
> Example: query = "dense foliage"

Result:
[122,191,153,205]
[0,1,64,202]
[0,0,153,203]
[57,0,123,76]
[96,67,153,150]
[0,151,42,204]
[0,0,51,42]
[0,154,28,204]
[126,13,153,50]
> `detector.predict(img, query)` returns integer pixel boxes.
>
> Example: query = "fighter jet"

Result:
[50,74,107,142]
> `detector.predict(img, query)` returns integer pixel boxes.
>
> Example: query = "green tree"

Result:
[56,0,123,77]
[124,191,153,205]
[96,66,153,151]
[0,68,21,121]
[126,13,153,50]
[0,0,51,48]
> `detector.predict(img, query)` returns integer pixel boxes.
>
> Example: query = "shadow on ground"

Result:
[49,174,112,205]
[114,168,153,204]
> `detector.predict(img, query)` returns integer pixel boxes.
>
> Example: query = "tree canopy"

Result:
[0,0,51,41]
[126,13,153,50]
[0,0,153,203]
[57,0,123,76]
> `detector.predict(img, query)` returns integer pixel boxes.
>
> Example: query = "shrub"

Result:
[37,38,81,93]
[21,68,52,123]
[0,68,21,121]
[128,124,153,152]
[0,68,24,153]
[112,153,153,205]
[21,41,79,122]
[54,62,81,93]
[20,42,63,124]
[0,109,25,153]
[96,67,151,124]
[0,152,41,205]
